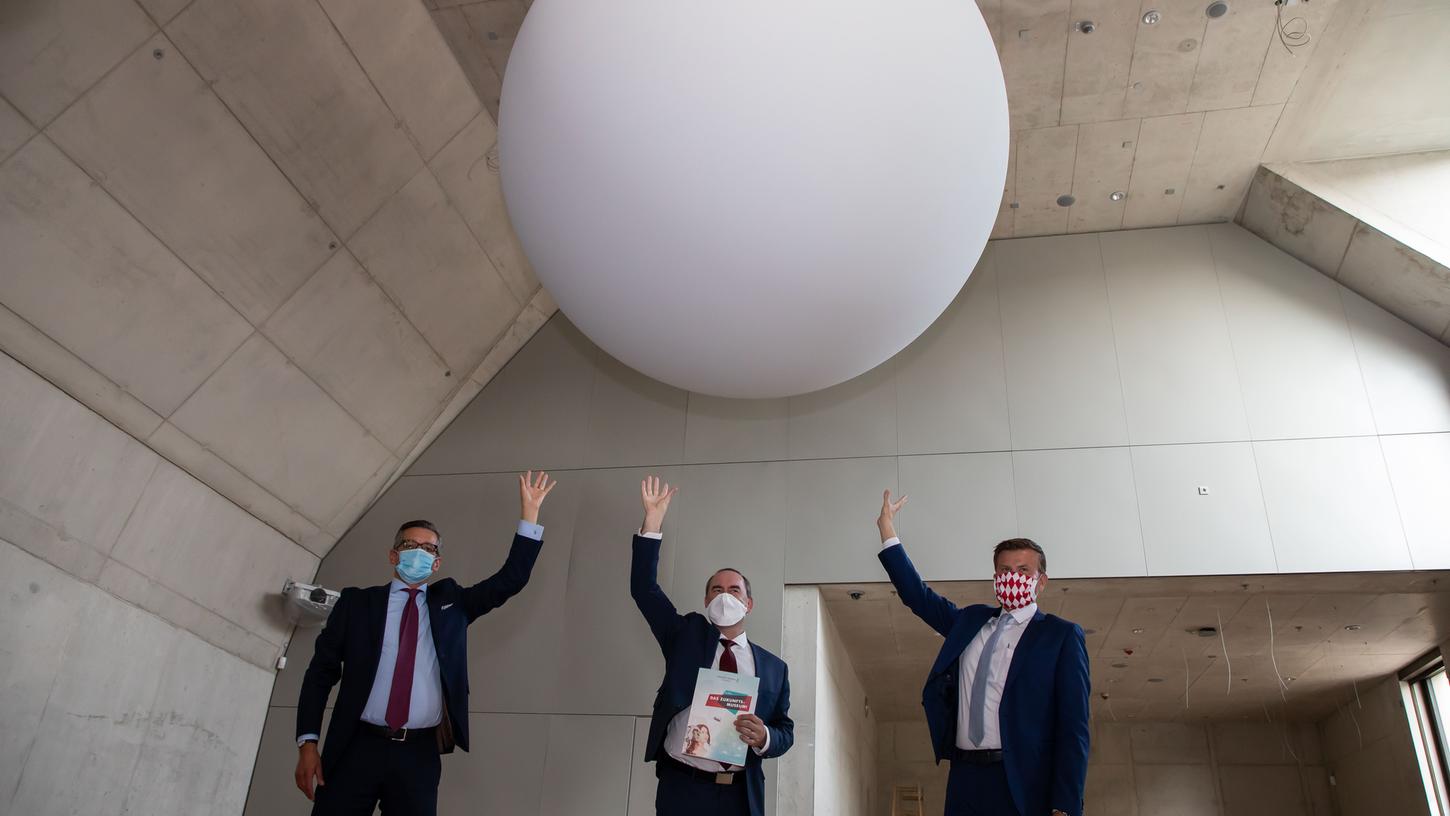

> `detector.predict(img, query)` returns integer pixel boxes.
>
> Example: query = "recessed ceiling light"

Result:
[1147,677,1165,683]
[1109,191,1126,202]
[1143,10,1162,24]
[1056,194,1076,207]
[1206,1,1229,17]
[1075,19,1096,33]
[1345,624,1362,631]
[1132,628,1145,634]
[1193,626,1218,638]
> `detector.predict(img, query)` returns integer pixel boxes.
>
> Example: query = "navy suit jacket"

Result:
[880,544,1090,816]
[630,535,794,816]
[297,534,543,775]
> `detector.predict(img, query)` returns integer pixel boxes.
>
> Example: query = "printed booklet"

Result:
[679,668,759,766]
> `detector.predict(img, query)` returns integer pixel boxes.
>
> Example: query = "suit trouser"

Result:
[944,759,1020,816]
[654,760,750,816]
[311,730,441,816]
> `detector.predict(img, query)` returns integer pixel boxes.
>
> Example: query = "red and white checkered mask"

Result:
[994,571,1039,611]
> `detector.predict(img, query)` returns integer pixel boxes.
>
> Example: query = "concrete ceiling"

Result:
[821,571,1450,724]
[435,0,1450,242]
[0,0,553,560]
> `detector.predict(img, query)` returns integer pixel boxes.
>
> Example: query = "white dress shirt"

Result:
[298,520,543,746]
[640,530,770,769]
[881,537,1037,751]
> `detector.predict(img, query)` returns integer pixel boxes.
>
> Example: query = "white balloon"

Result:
[499,0,1009,398]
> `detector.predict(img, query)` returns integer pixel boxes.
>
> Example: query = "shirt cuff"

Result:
[880,536,901,550]
[638,530,663,540]
[753,728,771,755]
[517,519,544,540]
[297,734,319,747]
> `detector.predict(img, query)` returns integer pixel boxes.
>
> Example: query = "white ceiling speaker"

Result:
[499,0,1009,398]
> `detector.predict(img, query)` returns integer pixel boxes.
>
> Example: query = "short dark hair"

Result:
[707,568,752,600]
[993,538,1046,573]
[395,519,442,549]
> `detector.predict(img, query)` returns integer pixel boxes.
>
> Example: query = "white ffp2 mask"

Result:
[706,593,748,627]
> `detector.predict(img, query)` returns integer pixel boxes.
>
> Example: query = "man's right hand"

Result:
[295,742,324,801]
[877,489,908,542]
[640,475,678,534]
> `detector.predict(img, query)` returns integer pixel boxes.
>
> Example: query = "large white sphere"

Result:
[499,0,1009,398]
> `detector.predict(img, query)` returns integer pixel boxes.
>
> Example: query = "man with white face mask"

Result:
[293,471,557,815]
[876,490,1090,816]
[630,476,795,816]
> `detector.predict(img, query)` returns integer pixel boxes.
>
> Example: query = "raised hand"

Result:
[877,489,909,542]
[519,470,557,524]
[640,475,678,535]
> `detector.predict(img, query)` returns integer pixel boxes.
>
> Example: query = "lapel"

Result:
[701,619,722,668]
[1001,609,1047,693]
[934,606,994,676]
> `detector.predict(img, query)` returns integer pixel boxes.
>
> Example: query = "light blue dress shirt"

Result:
[298,520,542,745]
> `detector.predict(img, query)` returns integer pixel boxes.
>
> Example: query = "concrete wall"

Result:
[0,0,550,563]
[1317,676,1431,816]
[0,346,316,814]
[779,588,877,816]
[878,719,1331,816]
[248,223,1450,813]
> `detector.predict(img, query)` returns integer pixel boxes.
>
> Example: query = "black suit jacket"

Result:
[297,534,543,774]
[630,535,793,816]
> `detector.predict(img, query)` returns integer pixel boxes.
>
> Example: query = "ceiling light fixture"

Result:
[1345,624,1362,631]
[1076,20,1096,33]
[1109,190,1126,201]
[1132,628,1145,634]
[1143,10,1162,24]
[1206,1,1229,17]
[1056,194,1076,207]
[1147,677,1165,683]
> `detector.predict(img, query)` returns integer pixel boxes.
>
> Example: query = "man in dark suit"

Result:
[630,476,794,816]
[876,490,1089,816]
[293,471,558,815]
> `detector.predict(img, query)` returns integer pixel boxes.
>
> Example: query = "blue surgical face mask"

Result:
[396,549,436,584]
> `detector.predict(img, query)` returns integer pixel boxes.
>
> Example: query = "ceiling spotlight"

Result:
[1345,624,1362,631]
[1143,9,1162,24]
[1206,1,1229,17]
[1147,677,1165,683]
[1076,20,1096,33]
[1131,628,1145,634]
[1109,191,1126,202]
[1193,626,1218,638]
[1056,194,1076,207]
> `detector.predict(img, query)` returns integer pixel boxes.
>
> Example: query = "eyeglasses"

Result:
[394,539,440,556]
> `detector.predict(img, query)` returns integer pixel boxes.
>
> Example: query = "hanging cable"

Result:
[1218,608,1232,695]
[1274,0,1312,56]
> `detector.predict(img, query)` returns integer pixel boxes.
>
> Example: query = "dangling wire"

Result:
[1266,600,1290,693]
[1184,648,1191,711]
[1274,0,1312,55]
[1218,608,1232,695]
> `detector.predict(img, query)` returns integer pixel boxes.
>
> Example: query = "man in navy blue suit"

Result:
[293,471,558,815]
[876,490,1089,816]
[630,476,794,816]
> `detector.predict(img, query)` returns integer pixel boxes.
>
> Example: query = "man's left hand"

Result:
[734,714,768,748]
[1051,811,1070,816]
[519,470,556,524]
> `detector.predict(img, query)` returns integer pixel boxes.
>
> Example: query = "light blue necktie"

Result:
[967,616,1011,745]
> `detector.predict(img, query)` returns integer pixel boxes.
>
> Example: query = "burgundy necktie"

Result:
[719,638,738,673]
[385,587,421,730]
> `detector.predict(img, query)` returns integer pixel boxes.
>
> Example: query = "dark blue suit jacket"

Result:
[880,544,1090,816]
[297,534,543,775]
[630,535,794,816]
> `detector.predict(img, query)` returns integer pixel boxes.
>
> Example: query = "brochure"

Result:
[679,667,760,766]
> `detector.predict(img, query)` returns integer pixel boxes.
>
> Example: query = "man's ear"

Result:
[388,548,400,566]
[746,597,755,614]
[431,556,441,574]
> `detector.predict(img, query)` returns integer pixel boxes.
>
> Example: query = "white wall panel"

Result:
[410,318,597,476]
[894,256,1012,455]
[1101,227,1250,445]
[1254,437,1409,572]
[787,359,898,461]
[997,234,1130,449]
[1130,443,1274,575]
[1380,434,1450,570]
[1341,288,1450,435]
[438,713,549,814]
[1210,224,1377,439]
[538,715,637,816]
[584,352,689,469]
[785,457,899,584]
[895,453,1017,581]
[1012,447,1147,578]
[683,395,790,465]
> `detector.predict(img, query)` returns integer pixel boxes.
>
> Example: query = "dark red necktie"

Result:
[385,587,421,730]
[719,638,738,673]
